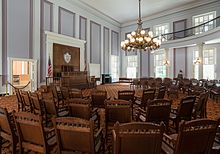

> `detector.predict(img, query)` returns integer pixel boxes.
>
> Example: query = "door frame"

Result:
[7,57,38,94]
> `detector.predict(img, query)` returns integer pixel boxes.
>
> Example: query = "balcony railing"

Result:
[156,16,220,41]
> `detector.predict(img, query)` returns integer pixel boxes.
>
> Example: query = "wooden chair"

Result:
[69,88,83,98]
[137,99,172,132]
[91,89,107,108]
[42,97,69,126]
[130,79,140,89]
[193,91,209,119]
[29,92,44,115]
[15,88,23,111]
[156,86,166,99]
[60,86,70,100]
[113,122,165,154]
[0,107,18,154]
[155,77,162,88]
[162,119,219,154]
[51,85,64,107]
[134,88,156,109]
[105,99,132,144]
[68,98,100,130]
[52,117,104,154]
[170,96,196,132]
[163,78,172,90]
[147,78,156,89]
[13,112,56,154]
[180,78,191,93]
[20,90,32,112]
[118,90,135,118]
[167,84,179,99]
[139,78,148,89]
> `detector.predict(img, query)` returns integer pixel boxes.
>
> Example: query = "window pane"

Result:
[193,12,215,34]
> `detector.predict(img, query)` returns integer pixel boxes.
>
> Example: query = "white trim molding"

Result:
[45,31,86,73]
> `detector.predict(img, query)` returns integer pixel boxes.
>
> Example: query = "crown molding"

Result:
[122,0,219,27]
[66,0,121,27]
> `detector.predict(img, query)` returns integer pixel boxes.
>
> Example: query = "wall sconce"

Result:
[194,57,202,64]
[164,59,169,66]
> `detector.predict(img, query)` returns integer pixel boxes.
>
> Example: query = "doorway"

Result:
[8,58,37,94]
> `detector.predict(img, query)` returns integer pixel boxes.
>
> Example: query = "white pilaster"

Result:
[32,0,41,86]
[0,0,2,75]
[86,19,90,64]
[198,43,204,79]
[52,3,59,33]
[100,25,104,74]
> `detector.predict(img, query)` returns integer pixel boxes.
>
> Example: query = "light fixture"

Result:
[164,59,169,66]
[194,57,202,64]
[121,0,161,52]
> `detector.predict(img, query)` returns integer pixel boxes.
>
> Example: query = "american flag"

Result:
[47,56,52,77]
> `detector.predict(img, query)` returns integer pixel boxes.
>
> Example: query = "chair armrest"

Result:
[92,107,98,113]
[94,128,103,145]
[45,128,55,140]
[162,133,176,154]
[82,95,91,99]
[171,108,178,114]
[136,107,146,122]
[134,95,141,101]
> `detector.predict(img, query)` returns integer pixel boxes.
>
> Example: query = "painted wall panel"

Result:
[173,19,186,39]
[111,31,119,56]
[7,0,31,58]
[59,7,75,37]
[140,52,149,77]
[103,27,109,73]
[43,1,52,31]
[90,21,101,64]
[174,47,187,78]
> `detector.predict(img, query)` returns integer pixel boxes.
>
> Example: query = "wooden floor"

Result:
[0,83,220,119]
[0,83,220,153]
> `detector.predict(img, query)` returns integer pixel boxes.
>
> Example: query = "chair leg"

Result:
[0,137,2,154]
[11,141,17,154]
[175,120,179,133]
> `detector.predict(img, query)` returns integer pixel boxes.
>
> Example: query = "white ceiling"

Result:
[77,0,199,24]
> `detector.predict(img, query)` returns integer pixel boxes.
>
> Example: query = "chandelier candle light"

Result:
[121,0,161,52]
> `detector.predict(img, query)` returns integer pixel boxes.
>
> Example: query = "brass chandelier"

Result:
[121,0,161,52]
